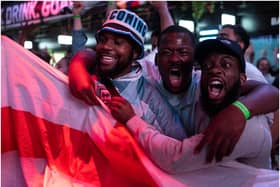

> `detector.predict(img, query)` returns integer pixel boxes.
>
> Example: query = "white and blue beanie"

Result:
[96,9,148,59]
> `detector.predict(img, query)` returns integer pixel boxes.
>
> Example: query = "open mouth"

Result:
[169,67,182,87]
[208,80,224,100]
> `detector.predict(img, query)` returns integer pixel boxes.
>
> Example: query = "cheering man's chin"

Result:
[201,80,241,116]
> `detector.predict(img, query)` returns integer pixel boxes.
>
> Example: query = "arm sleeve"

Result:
[234,116,272,169]
[126,115,215,173]
[126,115,272,173]
[72,30,88,55]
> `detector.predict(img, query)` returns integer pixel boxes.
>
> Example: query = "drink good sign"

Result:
[2,0,72,30]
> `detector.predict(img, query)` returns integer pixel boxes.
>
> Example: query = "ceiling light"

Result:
[24,41,33,49]
[221,13,236,25]
[199,36,217,42]
[57,35,72,45]
[179,20,194,32]
[199,29,219,36]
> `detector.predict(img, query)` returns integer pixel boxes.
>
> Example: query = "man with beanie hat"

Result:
[69,9,187,140]
[96,9,147,59]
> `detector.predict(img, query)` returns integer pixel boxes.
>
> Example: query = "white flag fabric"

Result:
[1,35,279,187]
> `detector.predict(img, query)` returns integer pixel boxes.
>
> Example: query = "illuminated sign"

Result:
[271,17,279,26]
[1,0,73,30]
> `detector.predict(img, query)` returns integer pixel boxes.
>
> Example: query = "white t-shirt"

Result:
[246,61,268,83]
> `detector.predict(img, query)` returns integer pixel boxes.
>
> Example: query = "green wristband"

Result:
[232,101,251,120]
[73,15,81,19]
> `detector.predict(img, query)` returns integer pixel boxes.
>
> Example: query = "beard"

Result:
[200,80,241,116]
[96,52,134,79]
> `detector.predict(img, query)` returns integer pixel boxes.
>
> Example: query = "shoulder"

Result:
[245,62,268,83]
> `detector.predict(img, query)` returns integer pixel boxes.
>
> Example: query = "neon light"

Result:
[199,29,219,36]
[178,20,194,32]
[221,13,236,25]
[2,1,72,27]
[58,35,72,45]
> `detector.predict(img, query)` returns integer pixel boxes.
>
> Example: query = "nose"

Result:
[169,51,182,63]
[208,63,223,75]
[101,40,113,50]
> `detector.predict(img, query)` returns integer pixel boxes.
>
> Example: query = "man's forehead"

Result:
[161,32,191,40]
[159,45,193,51]
[159,33,194,47]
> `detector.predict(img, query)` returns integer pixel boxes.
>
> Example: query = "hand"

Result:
[72,1,84,16]
[68,51,99,105]
[109,96,136,124]
[149,1,168,11]
[194,104,246,163]
[148,1,173,31]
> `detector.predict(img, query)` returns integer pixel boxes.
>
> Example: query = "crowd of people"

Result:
[2,1,279,186]
[66,0,279,164]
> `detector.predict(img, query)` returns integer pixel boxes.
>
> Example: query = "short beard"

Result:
[96,52,134,79]
[201,80,241,116]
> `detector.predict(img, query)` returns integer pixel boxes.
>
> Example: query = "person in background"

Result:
[244,42,255,63]
[30,49,51,64]
[55,47,72,75]
[71,1,88,55]
[256,57,276,84]
[218,24,267,83]
[16,23,52,64]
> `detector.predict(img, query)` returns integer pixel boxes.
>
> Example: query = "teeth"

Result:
[102,56,113,61]
[210,80,222,86]
[208,79,223,98]
[170,68,181,77]
[100,55,114,64]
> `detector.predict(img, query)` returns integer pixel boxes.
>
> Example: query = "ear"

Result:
[238,41,245,50]
[132,49,139,60]
[240,73,247,86]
